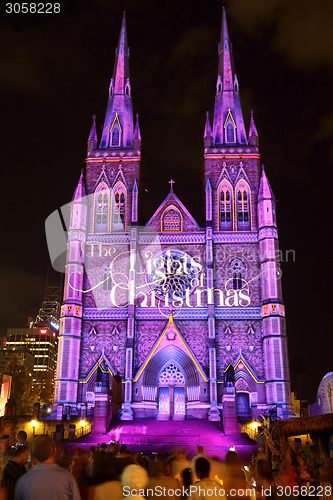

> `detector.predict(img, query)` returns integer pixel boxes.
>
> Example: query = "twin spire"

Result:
[205,7,258,148]
[88,9,258,153]
[90,12,140,151]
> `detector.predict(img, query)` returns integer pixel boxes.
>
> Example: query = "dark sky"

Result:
[1,0,332,402]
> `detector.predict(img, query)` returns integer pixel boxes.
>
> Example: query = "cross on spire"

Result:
[169,179,175,191]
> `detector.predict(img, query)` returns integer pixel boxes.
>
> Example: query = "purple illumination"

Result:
[52,8,292,430]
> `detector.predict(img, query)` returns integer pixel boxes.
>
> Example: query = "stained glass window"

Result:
[162,207,182,232]
[95,185,109,232]
[159,363,185,386]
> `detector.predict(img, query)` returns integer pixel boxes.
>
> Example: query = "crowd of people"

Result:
[0,431,332,500]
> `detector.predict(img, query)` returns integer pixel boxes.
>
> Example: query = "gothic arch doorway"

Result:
[157,362,186,420]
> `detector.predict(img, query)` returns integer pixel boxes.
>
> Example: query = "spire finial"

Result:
[204,111,212,138]
[100,12,134,149]
[169,179,175,192]
[133,113,141,141]
[212,7,247,145]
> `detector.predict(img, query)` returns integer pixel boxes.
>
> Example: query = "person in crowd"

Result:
[108,443,119,457]
[93,443,110,482]
[256,446,268,462]
[146,457,179,500]
[278,447,299,498]
[2,446,29,500]
[121,464,148,500]
[181,468,192,500]
[295,453,316,487]
[303,442,311,460]
[224,450,247,497]
[15,432,27,448]
[171,449,191,479]
[190,457,226,500]
[71,447,88,498]
[56,448,72,471]
[134,453,147,469]
[14,434,80,500]
[90,454,123,500]
[192,447,209,481]
[87,446,96,477]
[255,459,275,500]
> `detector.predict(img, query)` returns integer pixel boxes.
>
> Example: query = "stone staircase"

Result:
[75,419,256,463]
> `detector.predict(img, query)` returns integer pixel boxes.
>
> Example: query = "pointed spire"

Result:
[219,7,233,91]
[114,11,129,94]
[206,178,212,223]
[100,12,134,149]
[258,165,275,201]
[73,170,86,201]
[88,115,97,142]
[212,8,247,145]
[133,114,141,140]
[204,111,213,148]
[87,115,97,155]
[204,111,212,137]
[249,110,259,147]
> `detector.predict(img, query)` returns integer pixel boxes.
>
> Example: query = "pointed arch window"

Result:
[94,184,109,233]
[236,181,251,230]
[111,127,120,146]
[102,267,112,291]
[218,180,233,231]
[230,259,244,291]
[112,182,126,231]
[162,205,182,232]
[226,123,235,143]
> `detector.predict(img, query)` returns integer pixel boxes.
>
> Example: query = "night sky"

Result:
[1,0,332,403]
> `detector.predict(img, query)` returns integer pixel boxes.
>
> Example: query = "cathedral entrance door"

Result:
[173,386,185,420]
[157,363,186,420]
[158,386,171,420]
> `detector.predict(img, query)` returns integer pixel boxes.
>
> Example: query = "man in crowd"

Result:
[2,446,29,500]
[14,435,80,500]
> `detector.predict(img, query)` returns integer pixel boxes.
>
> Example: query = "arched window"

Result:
[111,127,120,146]
[159,363,185,386]
[94,183,109,233]
[226,123,235,143]
[236,181,251,230]
[230,259,245,291]
[162,205,182,232]
[218,180,233,231]
[112,182,126,231]
[102,268,112,291]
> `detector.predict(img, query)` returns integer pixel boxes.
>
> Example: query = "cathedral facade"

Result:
[54,11,291,428]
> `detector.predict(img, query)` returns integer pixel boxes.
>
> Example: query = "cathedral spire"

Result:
[258,165,275,202]
[72,169,86,201]
[100,12,134,149]
[249,110,259,147]
[87,115,97,155]
[204,111,213,148]
[212,8,247,146]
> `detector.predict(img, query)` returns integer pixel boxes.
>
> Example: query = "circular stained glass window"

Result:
[145,249,201,301]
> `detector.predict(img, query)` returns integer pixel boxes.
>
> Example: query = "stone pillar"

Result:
[94,387,112,434]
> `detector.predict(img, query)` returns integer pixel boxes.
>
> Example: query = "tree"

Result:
[4,354,39,415]
[34,371,54,406]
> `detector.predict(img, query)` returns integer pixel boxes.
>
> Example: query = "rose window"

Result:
[159,363,185,385]
[146,249,200,300]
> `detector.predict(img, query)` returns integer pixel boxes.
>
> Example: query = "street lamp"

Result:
[31,419,37,437]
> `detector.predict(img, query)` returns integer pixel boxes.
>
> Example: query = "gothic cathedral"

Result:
[54,10,291,429]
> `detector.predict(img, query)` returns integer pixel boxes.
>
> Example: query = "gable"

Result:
[145,192,202,232]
